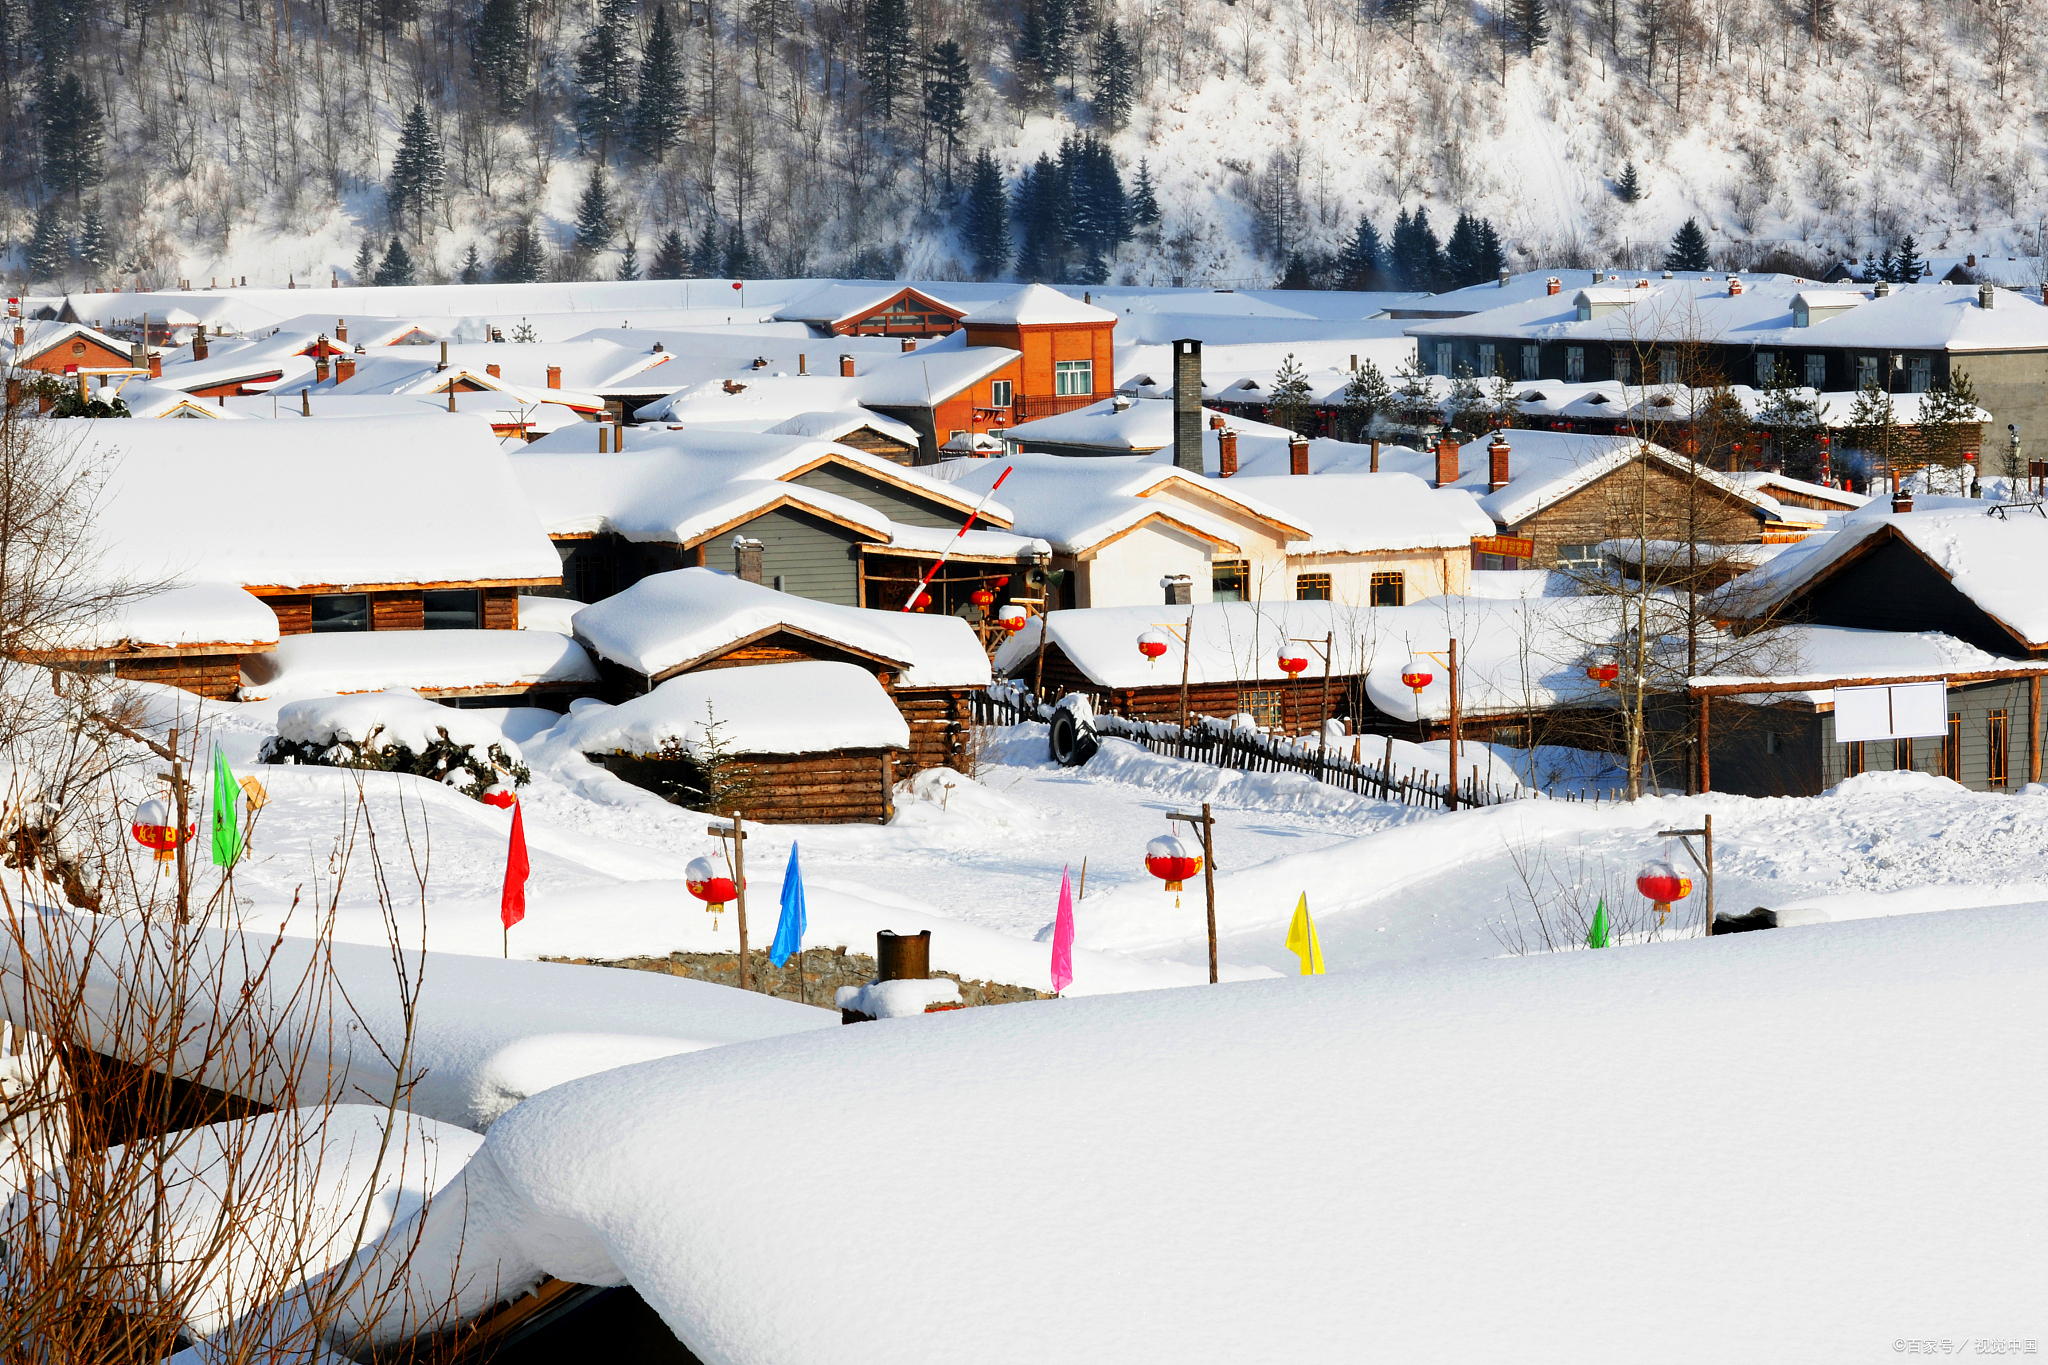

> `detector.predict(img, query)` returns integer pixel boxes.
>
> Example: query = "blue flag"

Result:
[769,841,807,967]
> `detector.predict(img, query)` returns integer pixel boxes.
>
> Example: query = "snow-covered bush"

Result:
[258,692,529,802]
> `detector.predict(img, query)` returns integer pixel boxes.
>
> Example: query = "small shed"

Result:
[553,660,909,824]
[36,584,280,700]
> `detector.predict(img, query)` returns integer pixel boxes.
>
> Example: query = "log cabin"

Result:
[773,283,969,338]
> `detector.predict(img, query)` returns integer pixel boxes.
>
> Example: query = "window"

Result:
[1211,559,1248,602]
[311,593,369,632]
[1755,352,1777,385]
[575,554,614,603]
[1521,344,1540,380]
[1434,342,1454,376]
[1845,740,1865,777]
[1804,353,1827,388]
[1053,360,1093,397]
[1294,573,1332,601]
[1906,356,1932,393]
[1241,689,1283,728]
[1989,709,2010,787]
[1556,542,1602,569]
[1659,350,1679,384]
[1613,351,1632,383]
[424,588,481,630]
[1856,355,1880,389]
[1565,346,1585,382]
[1943,712,1961,781]
[990,379,1012,408]
[1894,737,1914,772]
[1477,343,1497,377]
[1369,571,1405,607]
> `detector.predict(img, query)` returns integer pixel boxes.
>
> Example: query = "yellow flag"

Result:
[1284,893,1324,976]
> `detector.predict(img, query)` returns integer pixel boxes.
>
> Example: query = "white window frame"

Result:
[1906,356,1932,393]
[1477,343,1497,377]
[1053,360,1093,397]
[1659,350,1679,384]
[1565,346,1584,382]
[1804,353,1827,389]
[990,379,1012,408]
[1756,352,1776,385]
[1521,344,1541,380]
[1434,342,1454,376]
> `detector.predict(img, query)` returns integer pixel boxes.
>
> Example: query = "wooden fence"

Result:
[974,687,1528,812]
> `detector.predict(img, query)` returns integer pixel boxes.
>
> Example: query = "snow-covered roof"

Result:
[940,454,1299,554]
[771,282,967,327]
[237,630,598,701]
[1213,473,1496,554]
[961,283,1118,327]
[1717,503,2048,648]
[570,567,991,688]
[5,320,143,370]
[51,583,281,654]
[1728,470,1870,509]
[765,408,923,447]
[1003,396,1294,453]
[552,659,911,755]
[1690,625,2048,701]
[73,414,563,590]
[633,344,1018,423]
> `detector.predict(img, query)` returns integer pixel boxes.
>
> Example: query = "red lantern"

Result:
[730,280,742,291]
[1586,658,1619,688]
[686,855,742,928]
[909,589,931,611]
[481,786,517,809]
[130,797,195,868]
[1400,658,1434,693]
[1137,629,1170,663]
[997,604,1028,633]
[971,588,995,609]
[1277,649,1310,677]
[993,575,1010,588]
[1144,834,1203,892]
[1636,860,1692,917]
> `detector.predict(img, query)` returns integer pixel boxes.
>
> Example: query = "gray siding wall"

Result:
[728,506,865,605]
[1819,677,2036,789]
[1950,350,2048,462]
[789,465,959,528]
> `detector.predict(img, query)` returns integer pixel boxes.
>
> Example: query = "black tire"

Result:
[1049,709,1099,767]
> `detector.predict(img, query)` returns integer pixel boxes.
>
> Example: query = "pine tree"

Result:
[495,222,548,283]
[75,200,109,279]
[1474,218,1506,280]
[1664,217,1711,271]
[1092,20,1133,130]
[1890,233,1925,283]
[1341,358,1392,441]
[459,243,486,283]
[1013,150,1071,281]
[1514,0,1550,54]
[1390,207,1445,291]
[1616,161,1642,202]
[1380,0,1419,33]
[1012,5,1052,110]
[1042,0,1077,92]
[23,201,68,283]
[651,227,688,279]
[352,237,377,283]
[631,5,687,160]
[575,164,615,255]
[1269,352,1313,433]
[387,103,446,242]
[39,73,104,198]
[575,0,636,156]
[617,237,642,281]
[689,221,721,275]
[922,39,971,192]
[1277,252,1312,289]
[720,224,756,278]
[374,235,416,286]
[473,0,530,114]
[862,0,914,120]
[960,149,1012,280]
[1130,157,1161,232]
[1337,217,1382,290]
[1444,212,1484,288]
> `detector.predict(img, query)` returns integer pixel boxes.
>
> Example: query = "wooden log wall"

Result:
[1026,645,1355,734]
[895,687,973,771]
[732,749,897,824]
[115,654,242,700]
[259,585,525,636]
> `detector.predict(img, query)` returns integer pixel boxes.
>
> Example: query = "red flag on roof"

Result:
[501,799,529,932]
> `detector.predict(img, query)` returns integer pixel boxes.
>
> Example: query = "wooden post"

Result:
[1169,804,1220,984]
[708,814,752,990]
[1703,812,1715,937]
[2031,675,2042,785]
[168,726,189,926]
[1178,610,1194,732]
[1698,691,1712,792]
[1318,631,1333,769]
[1446,639,1460,811]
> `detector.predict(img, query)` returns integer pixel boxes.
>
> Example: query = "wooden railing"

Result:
[1011,393,1102,422]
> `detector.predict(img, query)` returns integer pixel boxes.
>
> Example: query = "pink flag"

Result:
[1050,866,1075,995]
[501,799,529,931]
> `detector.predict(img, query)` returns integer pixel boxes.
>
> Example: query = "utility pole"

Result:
[1167,803,1218,983]
[707,813,752,990]
[1657,814,1716,937]
[1446,638,1461,811]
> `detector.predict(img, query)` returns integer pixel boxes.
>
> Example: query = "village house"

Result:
[959,284,1118,424]
[4,320,148,382]
[772,282,969,338]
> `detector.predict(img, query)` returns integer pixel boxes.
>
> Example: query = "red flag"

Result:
[500,799,529,931]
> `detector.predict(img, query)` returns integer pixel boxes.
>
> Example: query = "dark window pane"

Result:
[310,594,369,633]
[424,589,481,630]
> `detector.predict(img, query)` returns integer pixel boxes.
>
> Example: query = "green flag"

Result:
[210,747,243,867]
[1587,898,1610,950]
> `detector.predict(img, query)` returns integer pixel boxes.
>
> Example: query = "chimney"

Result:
[1172,338,1203,473]
[11,325,21,346]
[1436,434,1461,487]
[437,340,448,372]
[315,358,330,382]
[300,388,311,416]
[1218,430,1239,476]
[4,378,17,409]
[546,365,561,389]
[1498,268,1511,287]
[148,353,161,379]
[1488,434,1512,491]
[192,332,208,361]
[1209,414,1225,430]
[734,536,764,583]
[900,338,915,352]
[1370,438,1381,473]
[1967,254,1977,267]
[129,342,146,371]
[1160,573,1192,605]
[798,353,807,375]
[1979,282,1996,310]
[1874,280,1891,298]
[1289,434,1310,476]
[1892,489,1915,514]
[335,318,348,342]
[335,357,355,382]
[840,354,855,377]
[1728,277,1744,296]
[1546,277,1561,295]
[486,363,500,378]
[599,424,611,453]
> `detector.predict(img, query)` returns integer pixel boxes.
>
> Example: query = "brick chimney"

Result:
[148,353,161,379]
[1979,282,1996,310]
[900,338,915,352]
[486,363,500,378]
[1728,277,1744,296]
[335,318,348,342]
[192,331,208,361]
[335,357,355,382]
[1892,489,1915,514]
[1436,434,1461,487]
[839,354,855,377]
[315,358,329,383]
[1967,254,1977,267]
[734,536,764,583]
[1209,414,1225,430]
[1488,434,1511,491]
[1160,574,1192,605]
[1218,430,1239,476]
[437,341,448,372]
[1289,434,1310,475]
[1545,277,1561,295]
[12,325,22,347]
[1173,338,1203,473]
[546,365,562,389]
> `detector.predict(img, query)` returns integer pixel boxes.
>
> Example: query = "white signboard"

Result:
[1834,681,1949,743]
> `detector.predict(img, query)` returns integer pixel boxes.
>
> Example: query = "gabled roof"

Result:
[8,320,140,369]
[962,284,1118,327]
[1427,430,1797,529]
[940,453,1298,554]
[772,283,967,329]
[238,630,598,700]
